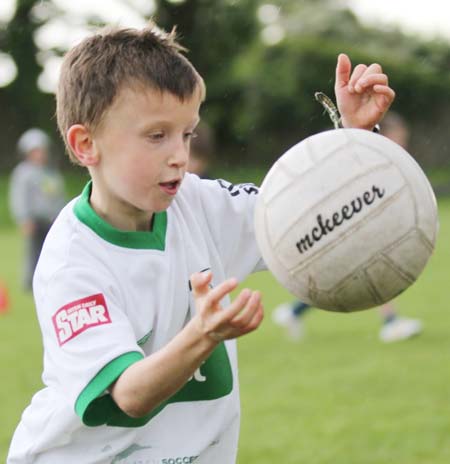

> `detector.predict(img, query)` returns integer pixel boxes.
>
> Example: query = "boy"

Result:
[9,128,66,290]
[8,24,394,463]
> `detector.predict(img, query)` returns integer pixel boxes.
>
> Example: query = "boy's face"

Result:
[91,85,201,219]
[27,147,49,166]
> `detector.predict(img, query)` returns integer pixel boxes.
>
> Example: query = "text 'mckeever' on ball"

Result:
[254,128,439,312]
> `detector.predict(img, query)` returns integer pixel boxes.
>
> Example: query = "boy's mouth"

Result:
[159,179,180,196]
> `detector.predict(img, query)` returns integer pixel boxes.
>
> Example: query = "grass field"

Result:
[0,175,449,463]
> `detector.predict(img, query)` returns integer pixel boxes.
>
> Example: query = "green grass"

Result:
[237,199,450,464]
[0,174,449,462]
[0,227,44,458]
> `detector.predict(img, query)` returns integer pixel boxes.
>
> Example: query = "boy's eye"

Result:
[148,132,165,141]
[184,131,198,140]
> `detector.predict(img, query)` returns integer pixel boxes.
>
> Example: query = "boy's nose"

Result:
[168,139,189,167]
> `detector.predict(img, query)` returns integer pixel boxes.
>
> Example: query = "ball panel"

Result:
[330,268,385,311]
[274,172,414,278]
[264,159,397,248]
[357,131,438,241]
[382,229,435,279]
[304,128,363,164]
[363,255,414,302]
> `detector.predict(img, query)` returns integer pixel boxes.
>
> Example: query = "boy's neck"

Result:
[89,182,153,232]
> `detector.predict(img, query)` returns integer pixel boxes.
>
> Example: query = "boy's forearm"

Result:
[110,317,217,418]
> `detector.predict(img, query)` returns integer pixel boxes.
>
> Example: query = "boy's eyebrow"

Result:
[136,118,201,134]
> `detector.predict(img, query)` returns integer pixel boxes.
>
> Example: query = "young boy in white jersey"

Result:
[8,23,395,464]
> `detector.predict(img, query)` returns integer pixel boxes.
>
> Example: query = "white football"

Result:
[254,128,438,312]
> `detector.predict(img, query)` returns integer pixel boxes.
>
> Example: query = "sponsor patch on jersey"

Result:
[52,293,111,346]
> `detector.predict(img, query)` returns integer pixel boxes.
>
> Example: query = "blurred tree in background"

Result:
[155,0,261,163]
[0,0,449,172]
[0,0,55,162]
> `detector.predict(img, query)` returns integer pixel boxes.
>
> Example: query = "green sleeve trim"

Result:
[75,351,144,426]
[76,342,233,428]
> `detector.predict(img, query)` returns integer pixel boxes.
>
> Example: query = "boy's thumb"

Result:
[190,270,212,296]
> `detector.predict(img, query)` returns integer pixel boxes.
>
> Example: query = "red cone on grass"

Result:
[0,281,9,313]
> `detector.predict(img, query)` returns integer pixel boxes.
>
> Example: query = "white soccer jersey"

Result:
[8,173,265,464]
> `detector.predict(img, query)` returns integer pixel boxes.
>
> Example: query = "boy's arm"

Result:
[334,53,395,130]
[110,271,263,418]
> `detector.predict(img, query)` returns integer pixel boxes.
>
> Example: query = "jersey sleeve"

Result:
[36,265,145,427]
[187,174,266,280]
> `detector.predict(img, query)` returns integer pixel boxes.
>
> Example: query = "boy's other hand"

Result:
[190,271,264,342]
[335,53,395,130]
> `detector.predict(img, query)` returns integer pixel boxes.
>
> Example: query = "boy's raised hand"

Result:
[335,53,395,130]
[190,271,264,342]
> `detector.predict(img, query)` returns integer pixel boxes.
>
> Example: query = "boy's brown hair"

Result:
[56,23,205,163]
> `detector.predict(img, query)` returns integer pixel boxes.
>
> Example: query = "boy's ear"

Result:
[66,125,99,166]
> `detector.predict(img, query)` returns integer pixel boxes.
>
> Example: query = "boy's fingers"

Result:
[347,64,367,91]
[355,74,388,92]
[369,86,396,113]
[212,288,252,324]
[374,85,396,100]
[190,271,213,297]
[362,62,383,76]
[203,277,239,309]
[206,290,264,341]
[335,53,351,89]
[231,291,262,328]
[239,303,264,335]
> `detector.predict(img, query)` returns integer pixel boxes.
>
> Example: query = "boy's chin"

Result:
[152,197,176,213]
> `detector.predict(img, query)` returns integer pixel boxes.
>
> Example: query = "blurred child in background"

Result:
[187,121,215,179]
[273,112,423,343]
[9,128,66,290]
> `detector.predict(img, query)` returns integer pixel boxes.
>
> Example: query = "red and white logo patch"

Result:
[52,293,111,346]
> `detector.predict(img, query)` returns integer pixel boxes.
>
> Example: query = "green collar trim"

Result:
[73,182,167,250]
